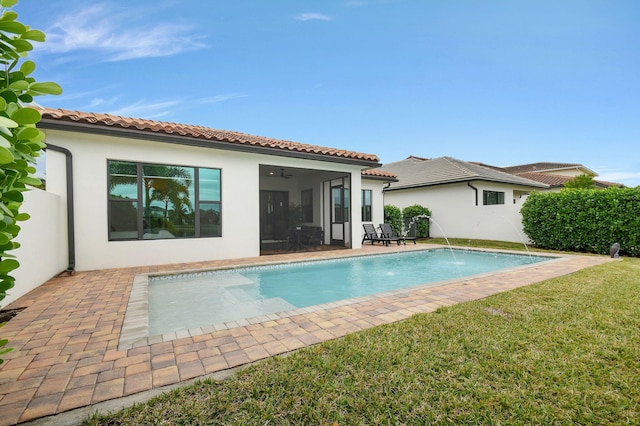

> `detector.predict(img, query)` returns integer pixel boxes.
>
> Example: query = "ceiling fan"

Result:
[277,168,293,179]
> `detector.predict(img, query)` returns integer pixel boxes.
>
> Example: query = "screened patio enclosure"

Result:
[259,165,352,253]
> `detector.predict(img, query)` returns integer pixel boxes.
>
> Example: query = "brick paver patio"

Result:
[0,244,612,425]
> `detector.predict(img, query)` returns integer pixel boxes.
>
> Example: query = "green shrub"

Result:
[383,205,402,235]
[521,187,640,257]
[564,173,596,189]
[0,0,62,365]
[402,205,431,237]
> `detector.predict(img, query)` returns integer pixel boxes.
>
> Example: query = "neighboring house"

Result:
[8,107,395,305]
[478,161,622,190]
[378,156,548,243]
[502,161,596,177]
[509,172,621,191]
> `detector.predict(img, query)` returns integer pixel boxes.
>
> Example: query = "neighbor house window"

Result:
[361,189,372,221]
[301,189,313,222]
[483,190,505,205]
[108,160,221,240]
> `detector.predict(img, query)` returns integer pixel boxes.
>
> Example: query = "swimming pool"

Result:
[147,249,550,336]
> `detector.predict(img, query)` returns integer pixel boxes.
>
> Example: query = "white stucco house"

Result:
[378,156,549,243]
[8,108,398,305]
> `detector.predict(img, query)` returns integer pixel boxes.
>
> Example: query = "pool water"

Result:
[149,249,549,335]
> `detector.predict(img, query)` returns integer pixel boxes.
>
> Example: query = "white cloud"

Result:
[41,4,207,61]
[107,100,181,120]
[202,93,248,104]
[87,96,120,109]
[295,13,333,21]
[344,1,368,6]
[56,88,109,102]
[594,168,640,187]
[593,166,640,187]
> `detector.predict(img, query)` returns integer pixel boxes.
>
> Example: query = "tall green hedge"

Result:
[383,205,402,235]
[383,204,431,237]
[402,204,431,237]
[521,187,640,257]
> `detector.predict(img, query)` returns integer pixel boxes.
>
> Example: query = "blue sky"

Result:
[15,0,640,186]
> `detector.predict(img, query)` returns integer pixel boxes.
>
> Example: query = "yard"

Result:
[84,243,640,425]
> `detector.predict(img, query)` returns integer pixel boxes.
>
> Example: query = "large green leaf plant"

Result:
[0,0,62,365]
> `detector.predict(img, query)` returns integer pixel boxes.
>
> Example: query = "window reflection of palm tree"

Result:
[169,195,193,226]
[109,162,196,236]
[150,176,193,223]
[143,166,193,233]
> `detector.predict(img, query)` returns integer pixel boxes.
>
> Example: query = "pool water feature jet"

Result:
[482,213,534,262]
[408,215,459,265]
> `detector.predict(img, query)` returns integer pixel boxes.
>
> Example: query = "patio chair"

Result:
[378,223,403,246]
[362,223,394,246]
[305,227,324,250]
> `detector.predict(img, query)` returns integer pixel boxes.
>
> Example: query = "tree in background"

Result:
[0,0,62,364]
[564,174,596,189]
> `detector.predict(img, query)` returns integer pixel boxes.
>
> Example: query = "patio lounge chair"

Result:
[378,223,403,245]
[362,223,396,246]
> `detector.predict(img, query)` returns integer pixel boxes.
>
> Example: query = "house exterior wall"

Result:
[384,181,531,244]
[361,178,387,237]
[7,189,65,306]
[43,129,365,271]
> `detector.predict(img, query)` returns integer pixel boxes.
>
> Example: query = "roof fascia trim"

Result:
[361,174,399,183]
[39,119,381,168]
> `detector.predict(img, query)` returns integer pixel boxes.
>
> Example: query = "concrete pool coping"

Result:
[0,244,614,425]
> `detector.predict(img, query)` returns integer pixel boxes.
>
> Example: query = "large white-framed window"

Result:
[108,160,221,240]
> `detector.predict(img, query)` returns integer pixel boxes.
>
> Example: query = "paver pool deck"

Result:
[0,244,613,425]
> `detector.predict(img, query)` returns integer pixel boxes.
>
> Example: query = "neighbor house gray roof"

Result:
[380,156,549,190]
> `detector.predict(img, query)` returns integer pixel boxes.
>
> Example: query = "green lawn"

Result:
[86,250,640,425]
[427,237,545,252]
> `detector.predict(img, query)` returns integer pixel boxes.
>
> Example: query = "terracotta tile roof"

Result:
[516,172,623,189]
[361,168,398,180]
[515,172,571,188]
[503,162,595,175]
[379,156,549,190]
[38,107,380,164]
